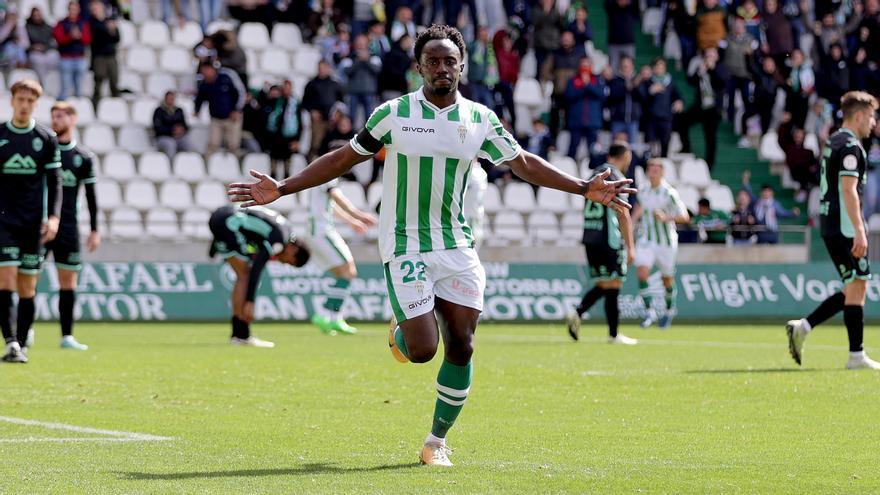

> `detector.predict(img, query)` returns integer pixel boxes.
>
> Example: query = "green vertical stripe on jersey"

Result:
[384,263,407,322]
[396,95,410,118]
[653,214,662,245]
[380,130,392,145]
[394,153,409,255]
[471,107,482,123]
[418,156,434,252]
[447,106,460,122]
[457,162,474,244]
[480,140,503,162]
[487,111,503,135]
[440,158,459,249]
[366,104,391,132]
[420,101,435,120]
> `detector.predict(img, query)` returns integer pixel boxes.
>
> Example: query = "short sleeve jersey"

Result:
[0,120,61,228]
[350,87,521,262]
[226,206,291,257]
[637,180,688,247]
[819,128,867,238]
[581,164,626,249]
[58,140,97,231]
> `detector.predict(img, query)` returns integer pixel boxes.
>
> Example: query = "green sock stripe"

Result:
[393,326,410,359]
[324,297,344,312]
[431,360,472,437]
[639,280,649,290]
[437,359,473,390]
[665,285,677,310]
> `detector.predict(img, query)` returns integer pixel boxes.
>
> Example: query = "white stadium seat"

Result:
[131,98,158,127]
[272,194,298,215]
[207,153,242,182]
[8,68,39,86]
[206,20,236,35]
[536,188,570,213]
[160,47,194,75]
[502,182,536,212]
[194,182,229,209]
[337,181,368,210]
[659,158,679,185]
[679,158,712,188]
[635,164,648,190]
[146,72,177,100]
[146,208,179,239]
[159,180,194,211]
[759,132,786,162]
[125,179,158,210]
[869,214,880,232]
[494,211,526,242]
[96,97,130,128]
[527,211,560,241]
[95,179,123,210]
[804,133,820,156]
[34,97,53,125]
[705,185,735,212]
[82,124,116,154]
[367,181,383,210]
[118,72,144,94]
[241,153,271,177]
[110,207,143,240]
[172,21,203,47]
[483,183,502,213]
[551,156,579,178]
[245,49,260,77]
[260,48,292,76]
[560,211,582,243]
[292,47,322,78]
[118,125,152,154]
[272,23,302,48]
[239,23,271,50]
[513,78,543,107]
[68,97,95,126]
[117,20,137,48]
[676,185,700,213]
[125,46,158,74]
[102,151,137,181]
[182,208,212,240]
[21,0,50,21]
[139,152,172,181]
[173,152,207,182]
[139,21,171,48]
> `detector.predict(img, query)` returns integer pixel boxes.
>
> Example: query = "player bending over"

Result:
[303,172,377,336]
[1,80,62,364]
[208,205,310,347]
[229,24,633,466]
[787,91,880,369]
[566,142,637,345]
[632,158,689,329]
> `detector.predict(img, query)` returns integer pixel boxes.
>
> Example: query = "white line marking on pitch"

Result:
[0,416,174,442]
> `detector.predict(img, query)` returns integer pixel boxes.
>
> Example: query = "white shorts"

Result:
[302,230,354,272]
[634,242,677,276]
[384,247,486,322]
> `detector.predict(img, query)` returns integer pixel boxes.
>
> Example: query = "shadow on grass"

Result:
[683,367,821,374]
[117,462,420,480]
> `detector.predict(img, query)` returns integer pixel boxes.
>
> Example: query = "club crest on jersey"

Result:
[32,138,43,152]
[73,155,83,168]
[458,124,467,143]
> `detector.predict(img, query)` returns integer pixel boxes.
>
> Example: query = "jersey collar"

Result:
[6,119,36,134]
[415,86,461,114]
[839,127,858,139]
[58,140,77,151]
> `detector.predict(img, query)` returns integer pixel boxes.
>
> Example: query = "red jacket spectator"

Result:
[53,12,90,59]
[493,30,520,85]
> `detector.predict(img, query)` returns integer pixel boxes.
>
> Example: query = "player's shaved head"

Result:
[607,141,632,173]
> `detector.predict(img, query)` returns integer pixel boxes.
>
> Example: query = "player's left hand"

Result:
[41,216,60,243]
[584,169,636,213]
[87,231,101,252]
[627,248,635,266]
[351,220,369,234]
[853,230,868,259]
[228,170,282,207]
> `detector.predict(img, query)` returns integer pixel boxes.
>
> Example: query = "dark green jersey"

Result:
[693,209,730,243]
[581,164,626,249]
[0,119,60,227]
[819,128,867,238]
[227,206,292,257]
[58,140,96,231]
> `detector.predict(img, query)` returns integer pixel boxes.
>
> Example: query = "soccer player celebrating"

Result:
[0,80,62,364]
[304,176,377,336]
[208,205,310,347]
[787,92,880,369]
[632,158,689,329]
[566,142,637,345]
[37,102,99,351]
[228,25,634,466]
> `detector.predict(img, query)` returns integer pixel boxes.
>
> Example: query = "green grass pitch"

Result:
[2,321,879,494]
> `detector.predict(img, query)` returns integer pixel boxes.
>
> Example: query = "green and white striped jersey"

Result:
[307,178,338,236]
[637,180,687,247]
[350,87,521,262]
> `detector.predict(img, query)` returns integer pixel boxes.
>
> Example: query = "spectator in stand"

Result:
[89,0,120,107]
[723,18,757,137]
[694,198,730,243]
[640,58,684,158]
[752,184,799,244]
[26,7,59,85]
[606,55,644,145]
[565,56,606,159]
[860,0,880,64]
[810,10,861,60]
[744,55,784,137]
[265,80,302,180]
[195,62,246,155]
[730,188,758,243]
[193,34,217,65]
[153,91,190,157]
[467,26,499,108]
[199,0,224,33]
[849,47,878,93]
[326,23,352,65]
[542,30,582,138]
[302,60,346,160]
[532,0,564,76]
[160,0,190,26]
[214,30,248,90]
[805,97,834,142]
[351,0,378,36]
[524,119,554,159]
[367,21,390,57]
[305,0,346,42]
[568,6,593,48]
[696,0,727,51]
[664,0,697,68]
[736,0,762,40]
[493,28,520,132]
[865,119,880,216]
[761,0,794,67]
[226,0,274,26]
[319,114,355,157]
[339,33,381,129]
[605,0,638,71]
[389,6,417,43]
[778,113,819,202]
[678,48,728,169]
[1,8,29,68]
[817,43,850,116]
[378,34,413,101]
[784,48,814,129]
[54,1,91,100]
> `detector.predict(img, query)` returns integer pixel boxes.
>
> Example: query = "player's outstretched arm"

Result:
[617,208,636,264]
[503,150,636,212]
[228,144,372,207]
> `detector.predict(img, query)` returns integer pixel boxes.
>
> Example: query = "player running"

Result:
[632,158,689,329]
[566,142,637,345]
[786,91,880,369]
[304,176,377,336]
[0,79,62,364]
[228,25,634,467]
[209,204,310,347]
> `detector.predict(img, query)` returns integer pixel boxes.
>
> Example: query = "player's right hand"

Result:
[227,170,282,207]
[584,169,637,214]
[41,216,60,243]
[853,230,868,259]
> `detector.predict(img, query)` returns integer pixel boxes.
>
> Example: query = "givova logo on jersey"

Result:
[2,153,38,174]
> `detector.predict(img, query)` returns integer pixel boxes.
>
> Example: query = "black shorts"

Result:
[823,234,871,283]
[44,226,81,271]
[0,222,43,274]
[584,244,627,281]
[209,206,249,261]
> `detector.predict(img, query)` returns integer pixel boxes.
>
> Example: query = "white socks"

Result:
[426,433,445,446]
[850,351,866,360]
[801,318,812,333]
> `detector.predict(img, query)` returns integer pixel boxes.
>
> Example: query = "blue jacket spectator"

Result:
[606,56,643,144]
[195,63,246,154]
